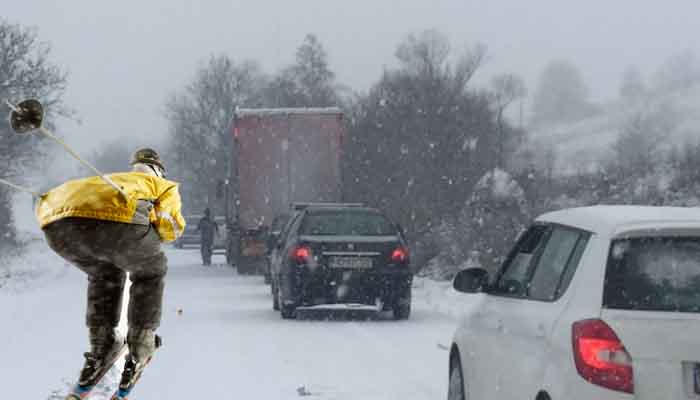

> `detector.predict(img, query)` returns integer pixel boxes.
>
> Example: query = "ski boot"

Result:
[111,329,162,399]
[66,327,126,399]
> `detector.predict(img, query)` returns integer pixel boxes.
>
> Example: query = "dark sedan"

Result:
[270,205,412,320]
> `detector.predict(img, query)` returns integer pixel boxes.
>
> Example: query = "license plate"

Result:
[694,364,700,394]
[329,257,373,269]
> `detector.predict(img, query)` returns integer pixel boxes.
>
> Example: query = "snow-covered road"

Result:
[1,244,468,400]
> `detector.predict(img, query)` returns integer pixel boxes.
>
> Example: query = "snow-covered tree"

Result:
[461,169,529,273]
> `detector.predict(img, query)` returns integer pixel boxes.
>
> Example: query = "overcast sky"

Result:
[5,0,699,154]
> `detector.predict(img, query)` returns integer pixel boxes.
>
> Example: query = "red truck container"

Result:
[226,108,344,273]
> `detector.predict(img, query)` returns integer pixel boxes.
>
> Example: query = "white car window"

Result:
[492,225,548,296]
[528,227,584,301]
[604,237,700,313]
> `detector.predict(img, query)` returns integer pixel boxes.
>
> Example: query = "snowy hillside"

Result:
[530,85,700,173]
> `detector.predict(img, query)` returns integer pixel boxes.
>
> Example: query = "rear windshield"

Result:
[604,237,700,313]
[299,210,396,236]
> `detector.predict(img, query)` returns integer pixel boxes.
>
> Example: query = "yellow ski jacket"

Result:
[36,172,186,242]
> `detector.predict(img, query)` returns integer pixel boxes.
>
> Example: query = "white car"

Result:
[448,206,700,400]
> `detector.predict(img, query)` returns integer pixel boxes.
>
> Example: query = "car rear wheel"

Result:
[392,289,412,320]
[448,357,466,400]
[278,288,296,319]
[393,302,411,320]
[280,303,296,319]
[272,280,280,311]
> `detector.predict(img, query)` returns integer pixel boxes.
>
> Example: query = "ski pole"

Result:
[0,177,41,197]
[4,99,20,113]
[36,125,128,199]
[5,99,128,200]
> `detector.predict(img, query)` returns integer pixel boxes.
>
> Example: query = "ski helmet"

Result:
[130,148,166,173]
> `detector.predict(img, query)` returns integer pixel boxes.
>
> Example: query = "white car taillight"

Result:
[572,319,634,394]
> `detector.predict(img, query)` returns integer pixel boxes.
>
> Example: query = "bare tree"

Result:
[263,34,340,107]
[531,59,592,125]
[611,102,677,176]
[653,50,700,93]
[262,68,305,108]
[345,30,499,242]
[395,29,486,91]
[454,43,488,90]
[164,55,265,214]
[395,29,451,78]
[0,20,68,181]
[619,65,646,103]
[292,34,338,106]
[491,73,527,167]
[90,139,136,174]
[0,20,67,247]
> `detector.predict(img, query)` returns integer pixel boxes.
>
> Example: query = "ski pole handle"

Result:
[37,126,129,199]
[5,99,128,200]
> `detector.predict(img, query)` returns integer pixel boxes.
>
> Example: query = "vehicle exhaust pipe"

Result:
[4,99,128,199]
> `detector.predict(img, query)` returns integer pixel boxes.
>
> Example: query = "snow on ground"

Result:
[0,236,69,292]
[0,239,479,400]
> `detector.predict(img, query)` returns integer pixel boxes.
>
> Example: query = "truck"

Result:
[225,108,345,274]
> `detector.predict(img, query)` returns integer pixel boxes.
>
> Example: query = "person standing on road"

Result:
[197,208,219,266]
[37,148,186,394]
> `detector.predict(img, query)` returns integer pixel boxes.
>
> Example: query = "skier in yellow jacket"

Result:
[38,148,185,395]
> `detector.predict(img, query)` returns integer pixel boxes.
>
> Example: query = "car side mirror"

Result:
[453,268,489,294]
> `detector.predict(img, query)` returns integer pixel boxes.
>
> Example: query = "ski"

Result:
[109,335,162,400]
[65,344,128,400]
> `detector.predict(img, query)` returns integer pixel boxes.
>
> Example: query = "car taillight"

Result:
[572,319,633,394]
[391,247,408,263]
[291,246,312,264]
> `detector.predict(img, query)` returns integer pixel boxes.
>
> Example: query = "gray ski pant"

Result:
[43,218,167,330]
